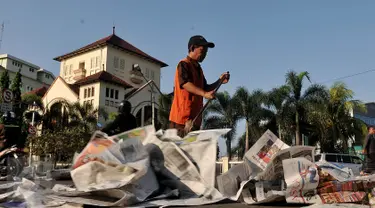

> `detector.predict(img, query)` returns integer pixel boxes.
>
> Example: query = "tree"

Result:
[0,69,10,91]
[42,100,71,132]
[203,91,241,160]
[231,132,246,159]
[108,112,118,121]
[68,101,101,132]
[11,69,22,103]
[27,126,92,165]
[21,93,43,110]
[265,85,290,140]
[11,70,23,124]
[157,93,173,130]
[306,82,367,152]
[284,70,328,145]
[234,87,274,152]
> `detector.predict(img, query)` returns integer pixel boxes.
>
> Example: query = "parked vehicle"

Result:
[0,145,27,177]
[314,153,363,175]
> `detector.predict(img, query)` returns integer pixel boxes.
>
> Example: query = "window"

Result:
[120,59,125,70]
[115,90,118,99]
[110,89,114,98]
[79,62,85,69]
[114,57,119,68]
[105,100,109,106]
[12,61,22,68]
[45,74,50,79]
[91,58,94,69]
[95,57,100,68]
[29,67,35,72]
[151,70,155,80]
[106,88,109,97]
[84,89,87,98]
[145,68,150,78]
[325,154,337,163]
[88,88,91,97]
[91,87,95,96]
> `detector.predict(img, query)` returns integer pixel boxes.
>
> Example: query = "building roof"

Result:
[67,83,80,95]
[74,71,133,89]
[37,68,56,79]
[53,34,168,67]
[0,54,40,69]
[42,76,80,100]
[0,54,57,80]
[22,86,49,97]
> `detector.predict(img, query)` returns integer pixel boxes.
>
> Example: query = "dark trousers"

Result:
[169,121,200,138]
[364,153,375,173]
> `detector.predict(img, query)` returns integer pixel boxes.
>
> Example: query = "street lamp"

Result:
[28,101,38,167]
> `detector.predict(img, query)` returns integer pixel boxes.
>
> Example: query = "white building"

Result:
[0,54,55,92]
[43,30,168,126]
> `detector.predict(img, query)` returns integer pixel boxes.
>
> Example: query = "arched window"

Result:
[134,105,160,127]
[136,108,142,127]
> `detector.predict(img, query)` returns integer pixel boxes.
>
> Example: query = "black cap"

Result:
[188,35,215,49]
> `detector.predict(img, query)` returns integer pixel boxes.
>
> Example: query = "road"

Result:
[3,180,306,208]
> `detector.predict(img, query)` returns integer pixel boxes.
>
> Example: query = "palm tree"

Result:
[233,87,274,152]
[265,85,290,140]
[41,99,107,133]
[157,93,173,129]
[307,82,367,152]
[42,100,71,132]
[203,91,241,160]
[284,70,328,145]
[231,132,246,159]
[68,101,101,132]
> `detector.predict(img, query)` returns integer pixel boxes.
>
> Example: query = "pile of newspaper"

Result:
[216,129,375,207]
[0,126,374,207]
[0,125,231,207]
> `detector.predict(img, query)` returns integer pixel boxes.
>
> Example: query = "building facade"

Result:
[0,54,55,92]
[43,31,168,126]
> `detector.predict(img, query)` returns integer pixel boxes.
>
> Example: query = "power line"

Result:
[316,69,375,85]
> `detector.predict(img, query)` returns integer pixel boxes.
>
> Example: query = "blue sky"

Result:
[1,1,375,156]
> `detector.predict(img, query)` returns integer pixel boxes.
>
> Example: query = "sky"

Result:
[1,0,375,156]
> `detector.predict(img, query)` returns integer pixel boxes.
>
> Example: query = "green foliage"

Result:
[305,81,367,153]
[21,93,43,109]
[0,70,10,90]
[27,127,91,162]
[203,91,241,160]
[41,99,106,133]
[157,93,173,130]
[108,112,118,121]
[11,70,22,103]
[283,70,328,145]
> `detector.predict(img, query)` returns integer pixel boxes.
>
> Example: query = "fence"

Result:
[216,157,244,175]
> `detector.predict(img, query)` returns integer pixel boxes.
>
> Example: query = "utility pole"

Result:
[0,22,4,51]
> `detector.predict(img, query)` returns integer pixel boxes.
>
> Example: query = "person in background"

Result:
[169,35,230,137]
[362,125,375,175]
[101,100,137,136]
